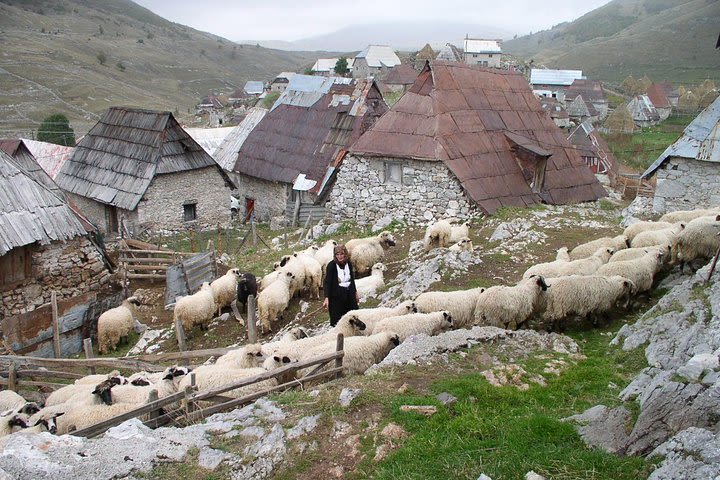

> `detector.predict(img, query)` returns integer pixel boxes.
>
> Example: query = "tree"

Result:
[97,50,107,65]
[334,57,349,76]
[37,113,75,146]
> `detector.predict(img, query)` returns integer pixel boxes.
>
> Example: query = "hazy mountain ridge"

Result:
[0,0,326,137]
[504,0,720,83]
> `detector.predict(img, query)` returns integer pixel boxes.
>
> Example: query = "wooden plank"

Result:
[119,257,176,264]
[51,291,61,358]
[12,369,84,380]
[123,264,169,272]
[125,347,233,363]
[123,239,171,251]
[7,363,17,391]
[83,338,96,375]
[175,318,187,352]
[247,295,257,343]
[127,273,166,280]
[119,249,193,256]
[0,378,71,389]
[0,355,162,372]
[335,334,344,380]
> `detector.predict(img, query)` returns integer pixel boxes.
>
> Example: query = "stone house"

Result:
[642,96,720,213]
[352,46,401,80]
[435,43,463,62]
[628,95,661,127]
[244,81,265,96]
[328,62,606,224]
[564,79,609,119]
[384,64,418,93]
[270,72,296,93]
[463,39,502,68]
[1,150,114,352]
[530,69,584,100]
[539,98,570,128]
[566,95,599,124]
[55,107,235,237]
[232,75,388,224]
[567,121,618,182]
[646,83,673,121]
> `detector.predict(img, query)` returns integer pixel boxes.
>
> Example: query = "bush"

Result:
[37,113,75,147]
[116,61,125,72]
[97,51,107,65]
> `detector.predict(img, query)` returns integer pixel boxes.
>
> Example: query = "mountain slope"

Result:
[504,0,720,83]
[0,0,325,138]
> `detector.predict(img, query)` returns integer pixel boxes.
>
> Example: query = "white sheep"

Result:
[659,208,720,224]
[97,296,140,354]
[215,343,265,369]
[355,263,386,300]
[337,300,417,336]
[0,391,28,412]
[259,327,309,357]
[569,235,628,260]
[596,250,665,293]
[543,275,637,330]
[609,244,672,264]
[275,255,306,298]
[177,365,276,401]
[414,287,485,329]
[96,377,179,406]
[448,237,473,252]
[523,247,614,279]
[173,282,216,336]
[289,252,322,299]
[210,268,242,315]
[272,316,368,358]
[56,403,142,435]
[315,240,338,277]
[257,272,295,334]
[474,275,549,330]
[631,224,684,248]
[672,220,720,273]
[299,331,401,375]
[45,383,100,407]
[449,222,470,243]
[0,411,28,438]
[555,247,570,261]
[346,231,397,277]
[372,311,453,341]
[623,221,673,242]
[258,270,282,292]
[72,370,125,385]
[686,214,720,227]
[423,220,452,251]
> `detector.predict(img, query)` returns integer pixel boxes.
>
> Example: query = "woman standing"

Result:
[322,244,359,327]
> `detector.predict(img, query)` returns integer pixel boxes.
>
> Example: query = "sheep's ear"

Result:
[273,355,281,362]
[443,312,449,319]
[390,334,400,346]
[282,356,291,364]
[680,223,686,229]
[131,378,151,386]
[480,288,485,293]
[9,416,27,429]
[162,372,174,380]
[286,271,293,277]
[351,318,366,330]
[623,280,631,288]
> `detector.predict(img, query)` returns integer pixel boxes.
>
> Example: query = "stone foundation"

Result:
[652,157,720,213]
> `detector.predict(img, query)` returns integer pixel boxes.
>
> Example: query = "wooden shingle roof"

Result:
[350,61,606,214]
[0,150,86,255]
[55,107,225,211]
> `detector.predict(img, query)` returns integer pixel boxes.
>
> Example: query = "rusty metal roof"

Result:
[233,80,388,185]
[646,83,671,109]
[350,61,605,214]
[565,79,606,103]
[385,64,419,86]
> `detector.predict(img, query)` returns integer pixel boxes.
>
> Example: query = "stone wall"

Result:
[230,172,287,222]
[1,237,112,317]
[136,167,232,233]
[327,155,475,225]
[66,193,111,233]
[652,157,720,213]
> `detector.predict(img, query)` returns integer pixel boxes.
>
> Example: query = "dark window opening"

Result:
[183,202,197,222]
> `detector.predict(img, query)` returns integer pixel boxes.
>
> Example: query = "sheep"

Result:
[609,244,672,264]
[173,282,216,336]
[569,235,628,260]
[414,287,485,329]
[97,296,141,354]
[259,327,309,357]
[257,271,295,334]
[272,316,367,358]
[542,275,637,330]
[555,247,570,261]
[94,378,178,406]
[56,403,142,435]
[0,411,28,438]
[287,252,322,299]
[623,221,673,242]
[372,311,454,341]
[474,275,549,330]
[23,411,65,435]
[448,237,473,252]
[275,255,306,298]
[449,222,470,243]
[177,365,277,401]
[210,268,242,316]
[355,263,386,300]
[687,214,720,227]
[258,270,282,292]
[423,220,452,251]
[523,247,614,279]
[346,231,397,277]
[72,370,126,385]
[0,391,28,412]
[262,354,299,385]
[315,240,338,278]
[234,272,258,324]
[631,224,684,248]
[672,220,720,273]
[45,373,127,407]
[659,208,720,224]
[299,331,401,375]
[596,250,665,293]
[215,343,265,369]
[337,300,417,336]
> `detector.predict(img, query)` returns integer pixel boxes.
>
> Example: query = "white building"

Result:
[463,39,502,67]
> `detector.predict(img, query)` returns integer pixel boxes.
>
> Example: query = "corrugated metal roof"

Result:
[350,61,605,215]
[385,64,419,86]
[234,80,388,186]
[355,45,401,68]
[463,39,502,54]
[565,79,606,103]
[184,126,235,155]
[628,95,660,122]
[0,150,87,255]
[55,107,226,211]
[20,139,74,180]
[213,107,268,171]
[244,81,265,94]
[311,58,355,73]
[643,96,720,178]
[530,69,584,86]
[271,74,353,110]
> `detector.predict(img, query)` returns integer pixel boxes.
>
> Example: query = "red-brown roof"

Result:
[350,61,605,214]
[565,79,606,103]
[646,83,671,108]
[385,64,419,86]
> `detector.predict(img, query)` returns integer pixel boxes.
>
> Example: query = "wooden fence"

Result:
[616,173,655,199]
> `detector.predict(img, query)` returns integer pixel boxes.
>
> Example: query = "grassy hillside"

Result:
[0,0,325,138]
[505,0,720,84]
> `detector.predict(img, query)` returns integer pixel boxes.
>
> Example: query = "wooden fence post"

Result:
[299,214,312,241]
[83,338,96,375]
[216,223,223,255]
[148,390,159,422]
[175,318,187,352]
[335,334,344,380]
[51,291,61,358]
[8,363,17,391]
[247,295,257,343]
[292,195,301,227]
[251,221,257,246]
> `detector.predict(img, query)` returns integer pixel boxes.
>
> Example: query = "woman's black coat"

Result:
[323,260,358,299]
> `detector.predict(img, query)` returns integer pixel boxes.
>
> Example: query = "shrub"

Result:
[97,51,107,65]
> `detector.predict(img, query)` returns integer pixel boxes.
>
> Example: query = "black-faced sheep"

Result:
[56,403,142,435]
[337,301,417,335]
[423,220,452,251]
[346,231,396,277]
[173,282,216,336]
[274,255,307,298]
[448,237,473,252]
[474,275,549,330]
[355,263,386,300]
[596,250,665,293]
[414,287,485,329]
[0,391,29,412]
[569,235,628,260]
[257,271,295,334]
[672,220,720,273]
[0,411,28,438]
[523,247,613,279]
[98,296,141,354]
[372,311,453,341]
[215,343,265,369]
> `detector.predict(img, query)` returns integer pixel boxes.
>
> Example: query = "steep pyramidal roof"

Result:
[350,61,605,214]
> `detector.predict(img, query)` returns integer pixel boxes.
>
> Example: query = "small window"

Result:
[183,202,197,222]
[384,162,403,184]
[488,54,493,58]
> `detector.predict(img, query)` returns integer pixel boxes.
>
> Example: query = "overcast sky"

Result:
[133,0,613,42]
